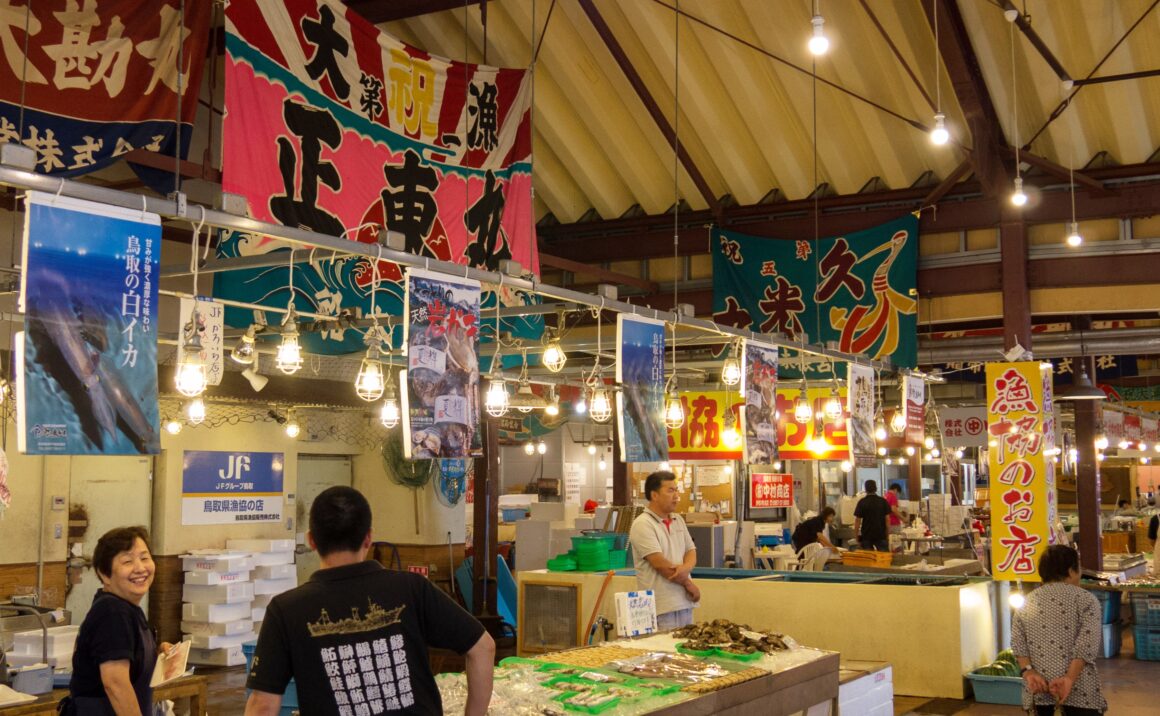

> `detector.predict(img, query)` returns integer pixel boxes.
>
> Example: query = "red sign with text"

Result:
[407,565,429,577]
[750,473,794,509]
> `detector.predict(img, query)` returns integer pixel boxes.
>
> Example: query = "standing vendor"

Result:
[854,480,891,551]
[629,471,699,630]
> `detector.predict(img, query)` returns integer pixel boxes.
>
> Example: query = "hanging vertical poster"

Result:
[218,0,539,355]
[616,315,668,463]
[742,340,779,465]
[177,297,225,386]
[902,374,925,445]
[401,268,481,459]
[18,192,160,455]
[847,363,876,467]
[986,361,1055,582]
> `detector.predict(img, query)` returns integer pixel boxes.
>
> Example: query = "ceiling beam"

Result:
[924,0,1010,198]
[538,253,658,293]
[1072,68,1160,87]
[576,0,721,217]
[920,159,974,207]
[341,0,482,25]
[999,1,1072,84]
[1002,147,1112,197]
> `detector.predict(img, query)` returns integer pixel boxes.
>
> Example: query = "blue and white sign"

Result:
[614,590,657,637]
[181,450,284,525]
[616,315,668,463]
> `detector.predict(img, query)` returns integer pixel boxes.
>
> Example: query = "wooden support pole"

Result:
[1073,358,1104,572]
[999,218,1033,352]
[471,417,500,615]
[611,417,631,505]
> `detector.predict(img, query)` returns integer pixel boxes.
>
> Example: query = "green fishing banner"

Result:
[712,214,918,373]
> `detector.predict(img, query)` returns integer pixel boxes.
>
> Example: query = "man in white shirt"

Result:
[628,471,700,630]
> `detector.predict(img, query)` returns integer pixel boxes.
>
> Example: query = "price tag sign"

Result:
[407,565,429,578]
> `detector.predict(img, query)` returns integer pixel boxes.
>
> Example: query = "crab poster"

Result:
[18,192,160,455]
[401,268,481,459]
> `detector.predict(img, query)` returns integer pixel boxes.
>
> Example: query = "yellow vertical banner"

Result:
[986,361,1055,582]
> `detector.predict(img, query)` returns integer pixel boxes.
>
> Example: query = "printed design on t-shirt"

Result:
[322,633,414,714]
[307,599,405,637]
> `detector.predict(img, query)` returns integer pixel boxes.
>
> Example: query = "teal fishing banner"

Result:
[712,214,918,371]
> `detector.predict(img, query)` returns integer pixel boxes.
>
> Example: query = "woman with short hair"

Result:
[1011,544,1107,715]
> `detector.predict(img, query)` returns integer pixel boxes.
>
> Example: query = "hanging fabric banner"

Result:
[616,315,668,463]
[986,361,1056,582]
[847,363,876,467]
[401,268,481,459]
[0,0,212,190]
[177,297,225,387]
[218,0,537,355]
[742,340,779,465]
[776,387,849,460]
[18,192,160,455]
[902,374,925,445]
[667,390,744,460]
[712,214,918,374]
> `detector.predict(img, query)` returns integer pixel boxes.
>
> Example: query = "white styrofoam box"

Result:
[249,551,295,567]
[253,577,296,596]
[838,665,892,703]
[253,563,295,580]
[839,496,859,525]
[252,593,276,608]
[515,520,555,572]
[188,644,246,667]
[550,527,582,558]
[593,506,616,531]
[183,581,254,604]
[573,517,595,531]
[185,631,256,650]
[251,606,266,623]
[529,502,578,523]
[12,625,79,655]
[836,665,892,716]
[182,552,253,573]
[182,601,252,624]
[180,619,253,637]
[183,569,251,586]
[6,651,70,669]
[226,539,296,553]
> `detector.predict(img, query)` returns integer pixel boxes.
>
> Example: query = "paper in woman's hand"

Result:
[150,641,191,687]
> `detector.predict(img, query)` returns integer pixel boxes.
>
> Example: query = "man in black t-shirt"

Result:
[854,480,891,551]
[245,487,494,716]
[791,506,838,553]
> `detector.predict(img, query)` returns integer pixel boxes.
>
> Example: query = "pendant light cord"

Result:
[934,0,941,113]
[1011,20,1020,178]
[671,0,680,378]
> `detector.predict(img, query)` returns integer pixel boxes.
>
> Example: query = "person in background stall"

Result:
[628,471,699,630]
[853,480,892,551]
[886,484,906,547]
[791,506,839,553]
[1012,545,1107,715]
[1113,499,1139,517]
[69,526,169,715]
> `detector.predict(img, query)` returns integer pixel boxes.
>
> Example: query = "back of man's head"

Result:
[889,484,902,494]
[864,479,878,494]
[310,486,372,557]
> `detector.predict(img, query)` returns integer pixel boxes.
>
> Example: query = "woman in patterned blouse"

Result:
[1011,545,1107,715]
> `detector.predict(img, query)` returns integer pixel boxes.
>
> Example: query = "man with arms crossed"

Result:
[629,471,700,630]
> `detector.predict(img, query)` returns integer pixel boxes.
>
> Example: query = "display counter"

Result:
[518,568,1002,699]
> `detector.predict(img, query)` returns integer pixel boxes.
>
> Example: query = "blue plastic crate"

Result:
[1089,589,1121,624]
[501,507,528,522]
[966,672,1024,706]
[1134,625,1160,661]
[1131,593,1160,628]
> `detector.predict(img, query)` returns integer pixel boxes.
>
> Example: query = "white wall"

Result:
[352,449,466,545]
[0,423,69,565]
[497,425,613,505]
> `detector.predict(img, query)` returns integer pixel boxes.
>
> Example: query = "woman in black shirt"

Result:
[69,526,169,715]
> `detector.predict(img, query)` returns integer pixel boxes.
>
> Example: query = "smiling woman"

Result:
[65,526,166,715]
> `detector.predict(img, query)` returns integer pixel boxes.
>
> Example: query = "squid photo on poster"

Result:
[616,315,668,463]
[743,340,779,465]
[402,269,481,459]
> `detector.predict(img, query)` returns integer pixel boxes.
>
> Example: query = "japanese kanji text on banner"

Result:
[986,361,1057,582]
[667,391,743,460]
[750,473,793,509]
[847,363,876,467]
[903,374,925,445]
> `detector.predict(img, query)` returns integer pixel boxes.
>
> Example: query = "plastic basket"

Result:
[966,672,1024,706]
[1131,593,1160,627]
[501,507,528,522]
[1090,589,1122,624]
[1134,625,1160,661]
[607,549,628,569]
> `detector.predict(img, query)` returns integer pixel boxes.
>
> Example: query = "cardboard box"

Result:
[184,569,251,586]
[180,619,253,637]
[252,563,295,580]
[188,644,246,667]
[183,582,254,604]
[182,552,253,573]
[227,539,296,552]
[182,601,252,623]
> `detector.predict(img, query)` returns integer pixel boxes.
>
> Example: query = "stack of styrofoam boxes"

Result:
[515,503,581,572]
[835,662,893,715]
[226,539,297,629]
[5,625,79,670]
[182,551,254,667]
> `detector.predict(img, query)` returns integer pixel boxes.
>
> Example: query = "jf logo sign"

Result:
[182,451,284,525]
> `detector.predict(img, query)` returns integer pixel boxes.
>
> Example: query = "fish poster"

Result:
[616,315,668,463]
[743,340,779,465]
[401,268,481,459]
[847,363,876,467]
[18,192,160,455]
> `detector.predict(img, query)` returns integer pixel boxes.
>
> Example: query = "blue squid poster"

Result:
[616,315,668,463]
[18,193,161,455]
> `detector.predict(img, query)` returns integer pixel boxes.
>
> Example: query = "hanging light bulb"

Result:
[1010,176,1028,207]
[955,448,965,459]
[905,445,916,456]
[932,448,941,458]
[1094,434,1108,450]
[285,415,301,439]
[890,409,907,434]
[773,461,783,471]
[1066,221,1083,247]
[354,344,385,401]
[598,457,607,471]
[514,380,536,414]
[664,389,685,430]
[587,443,597,456]
[722,409,742,449]
[175,312,207,397]
[721,354,742,387]
[875,419,888,442]
[923,452,933,462]
[899,457,908,465]
[541,340,566,373]
[930,112,949,145]
[823,387,842,420]
[1118,439,1131,450]
[808,14,829,56]
[164,418,182,435]
[574,393,587,415]
[590,387,613,423]
[724,464,733,475]
[793,387,813,424]
[885,457,893,465]
[660,461,671,471]
[230,325,258,364]
[877,446,887,456]
[523,441,535,456]
[185,398,206,426]
[924,436,935,450]
[379,394,400,429]
[275,310,303,375]
[485,375,509,418]
[840,460,852,473]
[808,436,829,454]
[544,389,560,417]
[1097,452,1106,462]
